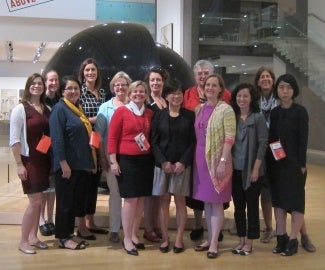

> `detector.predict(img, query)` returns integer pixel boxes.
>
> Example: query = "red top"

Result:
[107,106,153,155]
[183,86,232,111]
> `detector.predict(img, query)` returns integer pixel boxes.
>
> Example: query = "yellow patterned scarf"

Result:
[63,98,97,173]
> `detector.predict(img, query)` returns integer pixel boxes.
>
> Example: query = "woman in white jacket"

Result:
[10,73,51,254]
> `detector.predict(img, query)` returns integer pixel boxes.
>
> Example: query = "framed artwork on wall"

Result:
[161,23,173,49]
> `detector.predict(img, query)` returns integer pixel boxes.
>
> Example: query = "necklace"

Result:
[28,101,43,114]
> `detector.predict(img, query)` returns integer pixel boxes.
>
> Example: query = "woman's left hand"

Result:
[216,162,226,178]
[173,162,185,175]
[250,168,259,182]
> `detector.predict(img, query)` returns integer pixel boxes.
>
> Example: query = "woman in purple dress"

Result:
[193,74,236,259]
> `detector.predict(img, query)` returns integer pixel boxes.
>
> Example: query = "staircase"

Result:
[263,27,325,101]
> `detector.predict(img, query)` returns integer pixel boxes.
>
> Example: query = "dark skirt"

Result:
[116,154,154,198]
[268,153,306,214]
[21,154,50,194]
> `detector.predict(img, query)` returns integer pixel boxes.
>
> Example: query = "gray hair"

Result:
[193,59,214,73]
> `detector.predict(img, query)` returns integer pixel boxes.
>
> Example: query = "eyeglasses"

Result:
[65,87,80,92]
[114,84,128,88]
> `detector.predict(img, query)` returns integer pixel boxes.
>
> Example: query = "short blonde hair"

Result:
[109,71,132,94]
[128,80,149,105]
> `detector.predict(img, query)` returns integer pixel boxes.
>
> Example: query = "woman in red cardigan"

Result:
[108,81,154,256]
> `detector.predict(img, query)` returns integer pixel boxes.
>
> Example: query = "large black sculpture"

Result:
[44,23,195,96]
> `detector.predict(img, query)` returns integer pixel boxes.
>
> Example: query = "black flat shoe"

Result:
[173,245,184,253]
[77,231,96,240]
[207,251,218,259]
[47,222,55,235]
[231,247,242,254]
[194,244,209,252]
[122,242,138,256]
[190,227,204,241]
[39,224,52,236]
[132,241,145,250]
[88,227,109,234]
[240,248,253,256]
[159,242,170,253]
[218,231,224,242]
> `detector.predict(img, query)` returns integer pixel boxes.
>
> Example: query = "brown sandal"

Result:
[58,238,86,250]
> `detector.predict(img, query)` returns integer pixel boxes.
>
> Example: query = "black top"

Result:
[151,107,196,167]
[267,103,309,213]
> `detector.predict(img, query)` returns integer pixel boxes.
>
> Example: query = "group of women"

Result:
[10,59,312,258]
[10,58,108,253]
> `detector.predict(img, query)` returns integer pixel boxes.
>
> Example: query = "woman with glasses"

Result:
[50,75,95,250]
[230,83,268,256]
[10,73,51,254]
[95,71,132,243]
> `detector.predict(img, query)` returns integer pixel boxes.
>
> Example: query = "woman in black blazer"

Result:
[151,79,196,254]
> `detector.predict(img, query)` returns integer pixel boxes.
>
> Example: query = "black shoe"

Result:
[77,231,96,240]
[281,239,298,256]
[39,224,52,236]
[273,233,289,254]
[122,242,138,256]
[207,251,218,259]
[88,227,109,234]
[218,231,224,242]
[132,241,145,250]
[159,242,170,253]
[47,222,55,235]
[190,227,204,241]
[195,244,209,252]
[173,245,184,254]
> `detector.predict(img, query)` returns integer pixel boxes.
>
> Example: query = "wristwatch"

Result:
[220,157,227,162]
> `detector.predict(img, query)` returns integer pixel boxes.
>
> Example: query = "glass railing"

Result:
[199,15,325,100]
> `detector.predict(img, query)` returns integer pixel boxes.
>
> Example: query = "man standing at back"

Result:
[183,59,231,241]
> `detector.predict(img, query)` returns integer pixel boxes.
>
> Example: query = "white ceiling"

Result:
[0,41,61,63]
[0,16,272,77]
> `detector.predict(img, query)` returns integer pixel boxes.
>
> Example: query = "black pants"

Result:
[55,170,89,239]
[232,170,262,239]
[85,171,101,215]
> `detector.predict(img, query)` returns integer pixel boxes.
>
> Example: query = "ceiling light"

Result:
[5,41,14,63]
[33,42,46,63]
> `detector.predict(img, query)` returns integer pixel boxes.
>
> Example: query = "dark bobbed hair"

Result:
[162,78,182,99]
[78,58,102,90]
[203,74,225,99]
[254,67,276,93]
[231,83,260,115]
[144,66,170,86]
[274,73,299,99]
[22,73,46,104]
[58,75,82,98]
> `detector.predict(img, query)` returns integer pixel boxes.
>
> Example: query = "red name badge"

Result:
[36,135,51,154]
